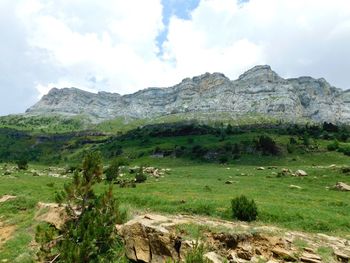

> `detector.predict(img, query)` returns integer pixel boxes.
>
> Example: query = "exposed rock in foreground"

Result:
[36,204,350,262]
[26,65,350,124]
[117,213,350,263]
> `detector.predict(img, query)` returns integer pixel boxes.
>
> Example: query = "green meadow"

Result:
[0,119,350,261]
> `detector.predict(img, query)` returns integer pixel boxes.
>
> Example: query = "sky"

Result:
[1,0,350,115]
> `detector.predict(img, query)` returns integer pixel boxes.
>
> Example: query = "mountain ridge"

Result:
[26,65,350,124]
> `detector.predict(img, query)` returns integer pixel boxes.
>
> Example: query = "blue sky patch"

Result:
[157,0,200,55]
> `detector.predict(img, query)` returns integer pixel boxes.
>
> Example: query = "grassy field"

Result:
[1,120,350,261]
[1,152,350,261]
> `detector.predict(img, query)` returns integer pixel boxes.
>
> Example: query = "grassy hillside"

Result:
[0,114,89,133]
[0,120,350,261]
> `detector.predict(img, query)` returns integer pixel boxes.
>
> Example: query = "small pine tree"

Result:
[327,140,339,151]
[36,151,126,262]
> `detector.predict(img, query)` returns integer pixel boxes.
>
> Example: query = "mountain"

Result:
[26,65,350,124]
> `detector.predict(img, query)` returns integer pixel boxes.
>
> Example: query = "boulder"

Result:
[204,252,224,263]
[299,252,321,263]
[333,182,350,191]
[119,221,186,263]
[295,170,308,176]
[257,167,265,170]
[334,250,350,262]
[289,185,302,189]
[272,247,297,261]
[0,195,16,203]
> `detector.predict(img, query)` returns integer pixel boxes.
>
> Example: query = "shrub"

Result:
[327,140,339,151]
[286,143,295,153]
[135,168,147,183]
[16,158,28,170]
[231,195,258,222]
[341,167,350,174]
[218,155,229,164]
[187,137,194,144]
[302,134,311,147]
[289,137,297,145]
[339,146,350,156]
[174,145,186,157]
[191,145,208,159]
[105,157,129,183]
[255,135,280,155]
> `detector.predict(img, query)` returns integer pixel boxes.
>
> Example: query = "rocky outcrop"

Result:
[118,213,350,263]
[26,65,350,124]
[35,205,350,263]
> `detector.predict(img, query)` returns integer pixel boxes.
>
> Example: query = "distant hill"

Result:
[26,65,350,124]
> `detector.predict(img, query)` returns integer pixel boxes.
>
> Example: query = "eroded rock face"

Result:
[118,215,188,263]
[118,213,350,263]
[26,65,350,124]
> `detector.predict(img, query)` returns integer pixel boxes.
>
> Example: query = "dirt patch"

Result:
[0,195,16,203]
[0,222,16,248]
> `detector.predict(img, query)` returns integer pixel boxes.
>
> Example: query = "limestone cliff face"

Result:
[26,65,350,124]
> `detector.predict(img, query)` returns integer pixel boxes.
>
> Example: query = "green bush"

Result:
[231,195,258,222]
[16,159,28,170]
[286,143,295,153]
[327,140,339,151]
[135,168,147,183]
[105,157,129,183]
[339,146,350,156]
[218,155,229,164]
[255,135,280,155]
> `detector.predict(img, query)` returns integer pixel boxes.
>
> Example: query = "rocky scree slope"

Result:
[26,65,350,124]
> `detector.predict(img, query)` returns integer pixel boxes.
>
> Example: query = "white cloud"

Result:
[0,0,350,115]
[15,0,168,96]
[163,0,350,85]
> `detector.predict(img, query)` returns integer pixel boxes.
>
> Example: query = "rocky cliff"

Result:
[26,65,350,124]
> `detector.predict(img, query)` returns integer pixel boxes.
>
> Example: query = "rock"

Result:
[204,252,224,263]
[225,180,234,184]
[299,252,322,263]
[36,202,68,230]
[257,167,265,170]
[25,66,350,124]
[237,248,253,260]
[333,182,350,191]
[295,170,308,176]
[334,250,350,262]
[121,223,151,262]
[272,247,297,261]
[303,247,315,253]
[120,221,184,263]
[289,185,302,189]
[0,195,16,203]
